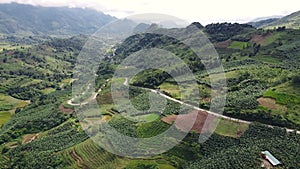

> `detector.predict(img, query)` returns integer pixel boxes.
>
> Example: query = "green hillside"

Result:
[262,10,300,29]
[0,19,300,168]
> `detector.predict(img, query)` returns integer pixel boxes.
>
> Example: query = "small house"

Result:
[261,151,281,166]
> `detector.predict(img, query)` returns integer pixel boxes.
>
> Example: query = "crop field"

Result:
[136,118,170,138]
[61,139,120,169]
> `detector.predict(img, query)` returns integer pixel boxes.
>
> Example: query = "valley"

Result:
[0,3,300,169]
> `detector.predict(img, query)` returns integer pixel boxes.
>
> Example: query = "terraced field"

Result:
[61,139,120,169]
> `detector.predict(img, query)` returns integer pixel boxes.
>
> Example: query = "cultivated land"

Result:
[0,10,300,168]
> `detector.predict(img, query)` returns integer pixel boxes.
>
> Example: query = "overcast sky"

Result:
[1,0,299,25]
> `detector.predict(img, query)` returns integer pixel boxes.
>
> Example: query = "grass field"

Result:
[158,164,177,169]
[41,88,56,94]
[202,70,239,83]
[228,41,248,49]
[258,32,284,46]
[214,118,249,138]
[274,82,300,96]
[159,82,181,99]
[0,112,11,127]
[264,90,300,106]
[138,113,160,122]
[123,159,177,169]
[0,94,30,126]
[262,83,300,125]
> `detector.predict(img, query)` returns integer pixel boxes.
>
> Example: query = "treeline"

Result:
[205,22,255,42]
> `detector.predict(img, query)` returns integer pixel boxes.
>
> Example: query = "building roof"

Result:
[261,151,281,166]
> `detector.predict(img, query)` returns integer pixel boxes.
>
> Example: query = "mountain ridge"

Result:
[0,3,116,36]
[249,10,300,29]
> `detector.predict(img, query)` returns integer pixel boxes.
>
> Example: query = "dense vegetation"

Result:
[0,16,300,168]
[98,25,300,129]
[185,123,300,169]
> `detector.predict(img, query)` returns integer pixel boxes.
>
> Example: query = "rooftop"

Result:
[261,151,281,166]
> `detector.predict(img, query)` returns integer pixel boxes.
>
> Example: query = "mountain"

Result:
[0,8,300,168]
[248,18,280,28]
[0,3,116,36]
[260,10,300,29]
[250,15,283,23]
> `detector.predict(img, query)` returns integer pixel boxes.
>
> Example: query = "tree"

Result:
[292,75,300,85]
[1,146,9,154]
[15,108,21,113]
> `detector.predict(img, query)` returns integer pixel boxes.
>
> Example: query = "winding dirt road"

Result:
[68,77,300,134]
[67,79,109,106]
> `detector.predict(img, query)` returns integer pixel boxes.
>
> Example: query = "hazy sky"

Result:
[1,0,299,24]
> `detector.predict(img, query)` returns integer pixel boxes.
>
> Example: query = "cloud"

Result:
[1,0,300,25]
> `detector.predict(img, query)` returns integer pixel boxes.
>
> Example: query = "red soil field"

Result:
[59,104,74,114]
[162,110,217,133]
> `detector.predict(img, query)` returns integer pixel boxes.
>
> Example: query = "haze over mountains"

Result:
[0,3,300,37]
[0,2,300,168]
[0,3,116,36]
[249,10,300,29]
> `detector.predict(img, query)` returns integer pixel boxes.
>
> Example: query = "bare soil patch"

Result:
[22,133,39,144]
[162,110,217,133]
[215,40,232,48]
[59,104,74,114]
[251,32,271,44]
[257,97,276,110]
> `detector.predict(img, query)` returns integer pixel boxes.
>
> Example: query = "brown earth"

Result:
[251,32,271,44]
[215,40,232,48]
[162,110,217,133]
[22,133,39,144]
[59,104,74,114]
[257,97,276,110]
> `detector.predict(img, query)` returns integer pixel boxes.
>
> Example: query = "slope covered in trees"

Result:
[0,20,299,168]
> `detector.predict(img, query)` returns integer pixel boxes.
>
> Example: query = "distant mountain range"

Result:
[0,3,299,37]
[248,18,281,28]
[249,11,300,29]
[0,3,116,36]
